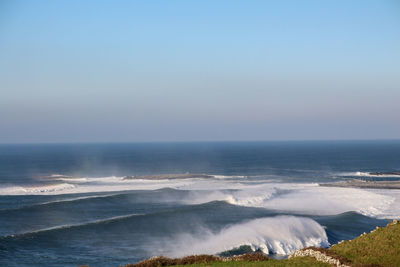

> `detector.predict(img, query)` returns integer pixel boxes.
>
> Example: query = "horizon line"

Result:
[1,138,400,145]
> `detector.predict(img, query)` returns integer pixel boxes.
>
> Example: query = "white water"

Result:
[340,171,400,178]
[1,175,399,219]
[0,176,197,195]
[181,182,397,219]
[165,216,329,257]
[0,183,77,195]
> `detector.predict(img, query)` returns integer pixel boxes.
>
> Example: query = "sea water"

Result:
[1,141,400,266]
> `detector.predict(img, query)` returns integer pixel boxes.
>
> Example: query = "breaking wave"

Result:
[0,176,194,195]
[0,183,76,195]
[166,216,329,256]
[1,174,399,219]
[211,175,247,179]
[339,171,400,178]
[184,187,288,207]
[182,183,397,219]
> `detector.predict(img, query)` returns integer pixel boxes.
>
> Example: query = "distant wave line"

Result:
[0,213,145,239]
[0,193,123,212]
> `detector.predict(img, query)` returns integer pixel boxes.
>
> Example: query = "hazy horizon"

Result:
[2,139,400,146]
[1,0,399,143]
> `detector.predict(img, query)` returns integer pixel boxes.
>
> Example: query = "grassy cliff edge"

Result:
[125,220,400,267]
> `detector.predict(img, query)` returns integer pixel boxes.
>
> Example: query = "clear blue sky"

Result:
[1,0,399,143]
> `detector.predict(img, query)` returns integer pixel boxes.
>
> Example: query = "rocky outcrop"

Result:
[289,248,351,267]
[127,253,270,267]
[290,220,400,267]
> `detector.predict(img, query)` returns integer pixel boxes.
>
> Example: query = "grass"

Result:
[172,257,330,267]
[128,254,329,267]
[329,220,400,267]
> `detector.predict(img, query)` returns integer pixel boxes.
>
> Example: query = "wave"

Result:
[181,183,397,219]
[53,177,88,183]
[47,174,73,178]
[0,175,260,196]
[339,171,400,178]
[184,187,288,207]
[0,193,122,212]
[0,187,191,212]
[258,184,395,218]
[165,216,329,256]
[1,213,144,239]
[40,174,88,183]
[1,174,400,219]
[0,176,197,195]
[0,183,76,195]
[0,200,236,239]
[0,173,281,196]
[211,175,247,179]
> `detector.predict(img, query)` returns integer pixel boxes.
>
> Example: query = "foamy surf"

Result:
[211,175,247,179]
[1,176,400,219]
[0,176,198,195]
[180,182,398,219]
[165,216,329,257]
[54,177,88,183]
[0,183,76,195]
[249,183,396,218]
[184,186,282,207]
[339,171,400,178]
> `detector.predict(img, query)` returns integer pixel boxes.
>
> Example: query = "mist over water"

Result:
[0,141,399,266]
[165,216,329,257]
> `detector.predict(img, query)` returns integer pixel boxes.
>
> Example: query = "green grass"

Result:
[330,220,400,267]
[172,257,330,267]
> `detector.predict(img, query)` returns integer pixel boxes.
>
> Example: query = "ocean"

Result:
[1,141,400,266]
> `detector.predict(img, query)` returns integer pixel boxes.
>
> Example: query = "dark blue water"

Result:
[0,141,399,266]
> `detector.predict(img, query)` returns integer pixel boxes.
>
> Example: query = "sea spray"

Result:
[165,216,329,257]
[181,182,396,218]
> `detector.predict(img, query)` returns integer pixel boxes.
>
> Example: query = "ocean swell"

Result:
[0,213,144,239]
[0,183,76,195]
[166,216,329,257]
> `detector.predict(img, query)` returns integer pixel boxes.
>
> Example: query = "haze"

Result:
[1,0,399,143]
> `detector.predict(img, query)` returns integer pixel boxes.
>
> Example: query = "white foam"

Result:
[212,175,247,179]
[259,184,395,217]
[0,183,76,195]
[340,171,400,178]
[184,186,278,206]
[2,175,400,219]
[49,174,71,178]
[0,176,199,195]
[165,216,329,257]
[55,178,88,183]
[363,189,400,219]
[179,182,398,219]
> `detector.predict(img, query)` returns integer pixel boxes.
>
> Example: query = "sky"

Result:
[0,0,399,143]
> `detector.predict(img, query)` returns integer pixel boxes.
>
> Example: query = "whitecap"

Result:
[165,216,329,257]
